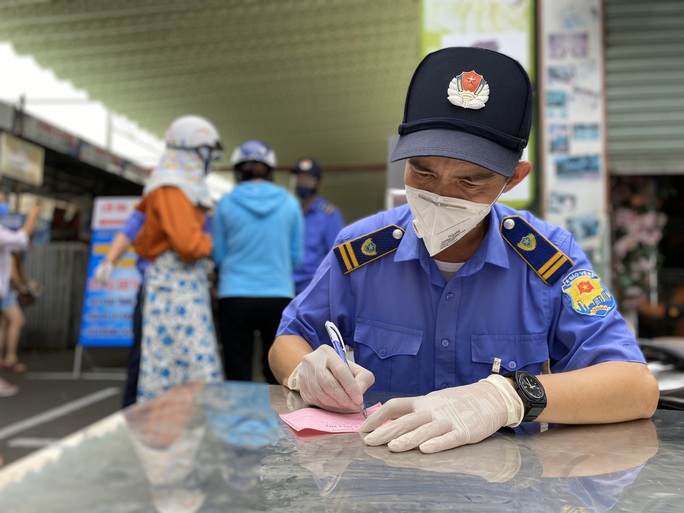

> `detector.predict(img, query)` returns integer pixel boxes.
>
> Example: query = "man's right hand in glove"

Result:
[286,345,375,414]
[94,261,114,285]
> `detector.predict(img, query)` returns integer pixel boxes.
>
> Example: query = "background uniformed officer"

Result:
[269,47,659,454]
[291,158,345,295]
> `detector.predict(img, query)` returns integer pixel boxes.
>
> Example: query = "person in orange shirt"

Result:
[133,115,224,401]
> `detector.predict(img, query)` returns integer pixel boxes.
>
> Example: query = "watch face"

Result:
[520,375,545,400]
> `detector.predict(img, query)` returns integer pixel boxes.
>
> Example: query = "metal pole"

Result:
[106,110,113,151]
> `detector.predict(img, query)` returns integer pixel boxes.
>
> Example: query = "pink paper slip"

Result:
[279,403,382,433]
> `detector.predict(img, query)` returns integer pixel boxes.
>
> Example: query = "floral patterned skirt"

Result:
[137,251,223,401]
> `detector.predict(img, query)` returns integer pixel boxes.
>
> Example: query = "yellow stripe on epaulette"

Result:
[333,225,404,274]
[500,215,574,285]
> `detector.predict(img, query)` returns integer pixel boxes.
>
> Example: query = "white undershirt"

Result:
[434,259,465,282]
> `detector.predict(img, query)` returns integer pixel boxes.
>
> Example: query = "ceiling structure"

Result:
[0,0,422,172]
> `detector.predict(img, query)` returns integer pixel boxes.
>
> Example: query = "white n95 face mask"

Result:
[405,184,502,256]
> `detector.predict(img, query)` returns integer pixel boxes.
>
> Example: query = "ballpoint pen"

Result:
[324,320,368,418]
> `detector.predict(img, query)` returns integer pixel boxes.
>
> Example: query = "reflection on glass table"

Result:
[0,382,681,513]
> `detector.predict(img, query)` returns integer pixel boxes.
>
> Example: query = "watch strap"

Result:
[504,371,546,423]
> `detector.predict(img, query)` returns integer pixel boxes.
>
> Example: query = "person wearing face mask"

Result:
[212,140,304,384]
[133,115,224,402]
[0,188,41,397]
[269,47,658,454]
[291,158,345,295]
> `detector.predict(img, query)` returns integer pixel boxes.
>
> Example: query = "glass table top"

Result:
[0,381,681,512]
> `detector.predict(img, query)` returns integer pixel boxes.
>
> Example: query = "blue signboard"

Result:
[78,197,140,348]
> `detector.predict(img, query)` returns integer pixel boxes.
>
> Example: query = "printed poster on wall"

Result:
[421,0,536,209]
[539,0,609,282]
[78,196,140,348]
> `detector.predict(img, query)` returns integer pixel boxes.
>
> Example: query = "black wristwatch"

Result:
[504,371,547,423]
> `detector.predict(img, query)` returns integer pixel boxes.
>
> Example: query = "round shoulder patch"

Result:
[319,201,336,215]
[561,269,616,317]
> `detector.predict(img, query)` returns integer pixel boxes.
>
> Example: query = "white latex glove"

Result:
[94,261,114,285]
[286,344,375,414]
[360,374,523,454]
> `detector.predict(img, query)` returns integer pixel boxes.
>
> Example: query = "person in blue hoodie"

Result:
[212,140,304,384]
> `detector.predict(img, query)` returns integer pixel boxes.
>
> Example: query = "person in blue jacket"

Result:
[291,158,345,295]
[269,46,659,454]
[212,140,304,384]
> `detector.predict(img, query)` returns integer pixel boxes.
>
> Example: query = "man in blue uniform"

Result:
[269,47,659,454]
[291,158,345,295]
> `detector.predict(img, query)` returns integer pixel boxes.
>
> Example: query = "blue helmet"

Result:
[230,139,277,169]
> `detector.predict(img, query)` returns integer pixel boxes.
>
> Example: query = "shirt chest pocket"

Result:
[470,333,549,381]
[353,318,423,394]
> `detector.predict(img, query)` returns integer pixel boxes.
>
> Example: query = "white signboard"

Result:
[90,196,139,230]
[422,0,535,209]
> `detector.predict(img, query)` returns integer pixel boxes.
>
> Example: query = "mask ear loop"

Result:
[476,177,510,215]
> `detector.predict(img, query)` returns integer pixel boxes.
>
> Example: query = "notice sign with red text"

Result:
[91,196,139,230]
[79,196,141,348]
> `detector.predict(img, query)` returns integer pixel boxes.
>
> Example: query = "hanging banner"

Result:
[0,132,45,186]
[539,0,609,282]
[421,0,536,209]
[78,196,140,348]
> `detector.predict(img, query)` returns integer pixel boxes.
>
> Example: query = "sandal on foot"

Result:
[0,380,19,397]
[0,361,27,373]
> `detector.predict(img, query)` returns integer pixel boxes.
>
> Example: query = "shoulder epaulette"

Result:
[500,215,574,285]
[334,225,404,274]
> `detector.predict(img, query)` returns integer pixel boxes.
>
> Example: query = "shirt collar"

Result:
[462,204,511,273]
[393,206,421,262]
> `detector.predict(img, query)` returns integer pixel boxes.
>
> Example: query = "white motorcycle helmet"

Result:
[165,115,223,172]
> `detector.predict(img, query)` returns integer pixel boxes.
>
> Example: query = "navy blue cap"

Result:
[391,47,533,177]
[293,158,322,180]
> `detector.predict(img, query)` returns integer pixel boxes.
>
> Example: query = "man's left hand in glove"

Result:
[360,374,524,453]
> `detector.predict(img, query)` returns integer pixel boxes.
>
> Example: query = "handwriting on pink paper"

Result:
[279,403,381,433]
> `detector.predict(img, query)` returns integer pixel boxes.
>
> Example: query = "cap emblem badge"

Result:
[447,70,489,110]
[298,159,313,171]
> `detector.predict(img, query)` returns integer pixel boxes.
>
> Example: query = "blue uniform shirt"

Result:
[120,210,150,278]
[293,197,344,295]
[278,203,646,395]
